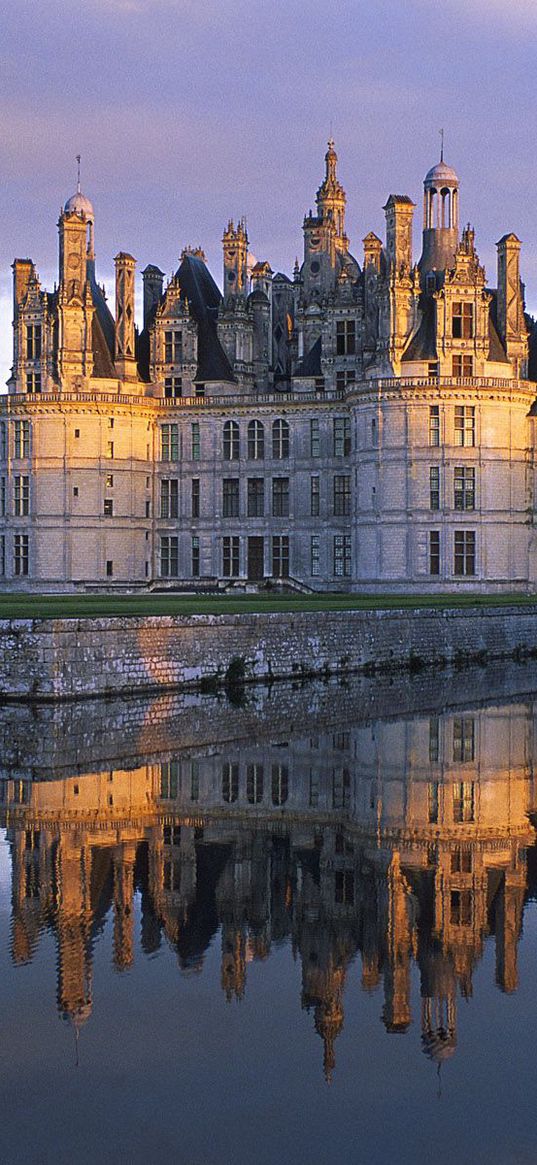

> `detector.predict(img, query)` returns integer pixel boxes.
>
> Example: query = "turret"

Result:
[142,264,164,331]
[114,252,137,380]
[496,234,528,377]
[222,219,248,302]
[315,138,348,249]
[419,157,460,277]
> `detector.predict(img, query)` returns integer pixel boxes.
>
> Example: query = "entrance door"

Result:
[247,536,264,581]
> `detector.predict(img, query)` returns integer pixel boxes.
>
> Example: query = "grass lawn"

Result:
[0,590,536,620]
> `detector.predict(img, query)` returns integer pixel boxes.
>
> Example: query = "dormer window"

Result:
[336,319,356,355]
[164,330,182,363]
[452,302,473,339]
[26,324,41,360]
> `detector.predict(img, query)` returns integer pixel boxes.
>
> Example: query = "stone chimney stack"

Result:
[114,252,137,380]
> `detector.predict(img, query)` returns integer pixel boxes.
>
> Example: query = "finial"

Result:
[76,154,81,194]
[439,129,444,163]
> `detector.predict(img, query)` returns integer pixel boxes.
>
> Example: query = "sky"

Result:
[1,0,537,385]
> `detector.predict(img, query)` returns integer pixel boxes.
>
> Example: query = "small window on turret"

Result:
[452,302,474,339]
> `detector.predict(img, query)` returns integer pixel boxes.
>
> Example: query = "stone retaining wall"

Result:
[2,605,537,700]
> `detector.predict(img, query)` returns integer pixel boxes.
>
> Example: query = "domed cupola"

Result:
[63,156,95,260]
[419,144,460,277]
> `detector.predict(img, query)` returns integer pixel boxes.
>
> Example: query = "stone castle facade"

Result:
[3,143,537,591]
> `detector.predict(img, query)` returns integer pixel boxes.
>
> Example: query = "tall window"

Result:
[453,781,475,824]
[247,763,264,804]
[26,324,42,359]
[452,301,474,339]
[336,319,356,355]
[14,421,30,459]
[454,467,475,511]
[0,535,4,577]
[191,536,200,577]
[223,420,240,460]
[222,536,239,576]
[161,761,179,799]
[427,782,439,823]
[311,476,320,517]
[14,533,29,576]
[164,376,182,398]
[334,534,351,577]
[429,466,440,510]
[429,531,440,575]
[333,417,351,456]
[310,418,321,457]
[452,355,473,378]
[14,476,29,517]
[0,478,5,517]
[429,405,440,447]
[191,422,201,461]
[272,477,289,517]
[160,535,178,577]
[429,717,440,763]
[271,764,288,805]
[191,478,200,518]
[222,762,239,803]
[272,418,290,459]
[164,330,182,363]
[272,535,289,578]
[454,530,476,576]
[223,478,239,517]
[454,405,475,447]
[161,424,179,461]
[26,371,41,394]
[247,478,264,517]
[333,475,351,516]
[160,479,178,519]
[0,424,6,460]
[311,534,320,576]
[336,370,356,391]
[453,717,475,763]
[247,420,264,460]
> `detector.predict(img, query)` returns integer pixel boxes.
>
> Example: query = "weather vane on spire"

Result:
[76,154,81,193]
[439,129,444,163]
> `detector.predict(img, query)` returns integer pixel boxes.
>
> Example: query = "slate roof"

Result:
[294,336,322,377]
[88,263,117,378]
[402,296,437,362]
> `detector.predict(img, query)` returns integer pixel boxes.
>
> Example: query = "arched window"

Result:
[272,418,289,460]
[247,419,265,460]
[223,420,239,460]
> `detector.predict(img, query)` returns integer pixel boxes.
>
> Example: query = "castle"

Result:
[2,142,537,591]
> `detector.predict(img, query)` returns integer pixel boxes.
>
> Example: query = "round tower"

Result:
[419,157,459,276]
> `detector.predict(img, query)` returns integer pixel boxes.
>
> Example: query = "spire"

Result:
[439,129,444,164]
[76,154,81,195]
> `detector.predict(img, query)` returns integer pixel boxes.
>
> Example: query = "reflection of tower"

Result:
[55,836,93,1031]
[382,852,412,1033]
[302,944,345,1084]
[221,923,246,1001]
[496,859,526,994]
[421,994,457,1066]
[113,842,137,971]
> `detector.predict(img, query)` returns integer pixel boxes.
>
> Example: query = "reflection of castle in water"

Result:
[3,696,537,1079]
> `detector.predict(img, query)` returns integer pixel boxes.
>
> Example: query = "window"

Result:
[336,370,356,391]
[222,535,239,577]
[26,324,42,359]
[272,477,289,517]
[161,761,179,799]
[311,534,320,576]
[191,421,200,461]
[452,354,473,378]
[223,420,240,460]
[26,371,41,394]
[14,476,29,517]
[453,717,475,763]
[336,319,356,355]
[190,761,199,802]
[247,763,264,804]
[103,498,114,517]
[14,420,30,459]
[453,781,475,824]
[164,376,182,398]
[106,560,113,577]
[160,535,179,577]
[106,441,114,459]
[333,417,351,456]
[450,890,472,926]
[451,848,472,874]
[334,534,351,577]
[14,533,29,576]
[247,420,264,460]
[429,405,440,447]
[454,466,475,511]
[192,536,200,577]
[311,476,320,517]
[222,762,239,803]
[272,418,289,459]
[223,478,239,518]
[454,530,476,576]
[164,330,182,363]
[429,530,440,575]
[271,764,288,805]
[310,418,321,457]
[428,782,439,824]
[429,718,439,763]
[333,475,351,516]
[161,423,179,461]
[428,361,439,377]
[195,384,205,399]
[247,478,264,517]
[429,466,440,511]
[0,535,5,576]
[192,478,200,518]
[272,535,289,578]
[454,405,475,447]
[160,479,179,519]
[0,477,4,516]
[335,871,354,906]
[108,418,114,429]
[0,424,6,460]
[106,474,114,489]
[452,301,474,339]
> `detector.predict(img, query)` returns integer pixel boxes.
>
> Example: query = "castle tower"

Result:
[222,219,248,302]
[114,252,137,380]
[316,139,347,249]
[142,264,164,330]
[419,155,460,276]
[496,234,528,377]
[57,166,95,386]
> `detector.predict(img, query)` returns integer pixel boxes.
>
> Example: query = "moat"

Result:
[2,665,537,1164]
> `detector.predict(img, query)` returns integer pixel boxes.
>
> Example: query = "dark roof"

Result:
[273,272,292,284]
[88,261,116,378]
[175,254,236,383]
[383,194,416,209]
[527,316,537,383]
[488,292,509,364]
[402,296,437,362]
[294,336,322,377]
